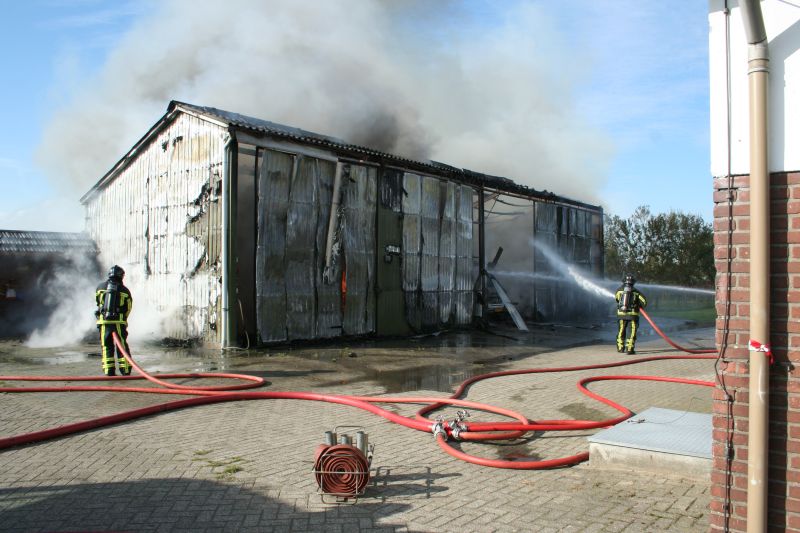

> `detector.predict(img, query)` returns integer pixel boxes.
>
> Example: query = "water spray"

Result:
[528,239,614,299]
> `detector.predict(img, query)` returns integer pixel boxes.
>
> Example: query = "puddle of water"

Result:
[362,363,493,394]
[559,402,609,421]
[498,445,543,462]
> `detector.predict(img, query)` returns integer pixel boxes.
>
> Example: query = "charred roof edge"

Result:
[81,100,601,212]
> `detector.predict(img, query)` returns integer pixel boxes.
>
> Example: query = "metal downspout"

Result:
[221,134,234,348]
[739,1,770,531]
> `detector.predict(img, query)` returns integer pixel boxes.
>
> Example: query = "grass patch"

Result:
[192,453,249,479]
[221,465,244,475]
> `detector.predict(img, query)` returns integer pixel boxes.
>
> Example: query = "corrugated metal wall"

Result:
[402,173,474,331]
[84,114,226,343]
[341,164,377,335]
[533,202,603,321]
[255,149,376,342]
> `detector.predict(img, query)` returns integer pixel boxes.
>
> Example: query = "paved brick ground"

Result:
[0,327,716,532]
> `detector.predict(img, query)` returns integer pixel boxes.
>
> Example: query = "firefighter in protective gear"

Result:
[615,274,647,355]
[95,265,133,376]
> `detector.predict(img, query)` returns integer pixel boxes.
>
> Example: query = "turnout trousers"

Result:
[616,316,639,353]
[100,323,132,376]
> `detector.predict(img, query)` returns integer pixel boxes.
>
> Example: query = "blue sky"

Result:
[0,1,712,232]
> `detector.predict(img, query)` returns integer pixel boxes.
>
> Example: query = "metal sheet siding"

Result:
[254,151,379,343]
[256,150,293,342]
[341,164,377,335]
[400,173,475,331]
[530,202,603,321]
[84,113,225,343]
[454,185,474,324]
[533,202,558,320]
[438,181,456,323]
[313,159,341,339]
[401,173,422,293]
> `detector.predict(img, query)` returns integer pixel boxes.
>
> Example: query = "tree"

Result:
[604,206,714,287]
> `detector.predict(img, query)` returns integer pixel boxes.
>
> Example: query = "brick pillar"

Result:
[711,171,800,532]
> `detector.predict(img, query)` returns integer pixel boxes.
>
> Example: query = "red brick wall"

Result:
[711,171,800,532]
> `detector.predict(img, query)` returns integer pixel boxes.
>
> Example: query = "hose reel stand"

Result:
[313,425,374,504]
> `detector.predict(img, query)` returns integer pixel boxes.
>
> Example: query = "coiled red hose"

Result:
[0,316,717,470]
[313,444,371,497]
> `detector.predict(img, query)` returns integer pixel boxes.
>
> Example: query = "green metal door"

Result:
[376,168,411,336]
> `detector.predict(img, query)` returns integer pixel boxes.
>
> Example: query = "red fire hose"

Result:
[640,308,717,354]
[0,312,717,470]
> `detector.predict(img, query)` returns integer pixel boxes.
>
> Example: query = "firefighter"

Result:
[95,265,133,376]
[615,274,647,355]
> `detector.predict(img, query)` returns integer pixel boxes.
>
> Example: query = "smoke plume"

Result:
[37,0,612,202]
[25,251,100,348]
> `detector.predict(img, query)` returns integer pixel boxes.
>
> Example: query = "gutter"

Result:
[739,1,770,531]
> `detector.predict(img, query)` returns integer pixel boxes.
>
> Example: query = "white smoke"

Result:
[37,0,612,203]
[25,251,99,348]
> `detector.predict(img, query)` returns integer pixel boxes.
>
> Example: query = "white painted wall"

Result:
[709,0,800,177]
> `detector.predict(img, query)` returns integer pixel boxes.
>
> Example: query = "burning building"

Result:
[81,101,603,347]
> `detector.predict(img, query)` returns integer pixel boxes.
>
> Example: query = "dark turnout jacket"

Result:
[615,285,646,319]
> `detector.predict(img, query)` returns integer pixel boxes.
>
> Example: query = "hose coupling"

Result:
[442,410,469,440]
[446,418,469,440]
[432,417,447,440]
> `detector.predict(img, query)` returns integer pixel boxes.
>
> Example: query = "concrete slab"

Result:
[588,407,712,480]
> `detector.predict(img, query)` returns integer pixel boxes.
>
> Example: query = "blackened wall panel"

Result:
[314,160,341,339]
[454,185,474,324]
[533,202,558,320]
[420,176,440,328]
[285,156,319,339]
[402,173,422,331]
[256,150,293,342]
[341,164,377,335]
[438,181,456,324]
[376,168,410,336]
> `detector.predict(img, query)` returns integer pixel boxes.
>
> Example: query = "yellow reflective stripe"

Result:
[100,325,113,369]
[626,321,638,350]
[116,324,132,370]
